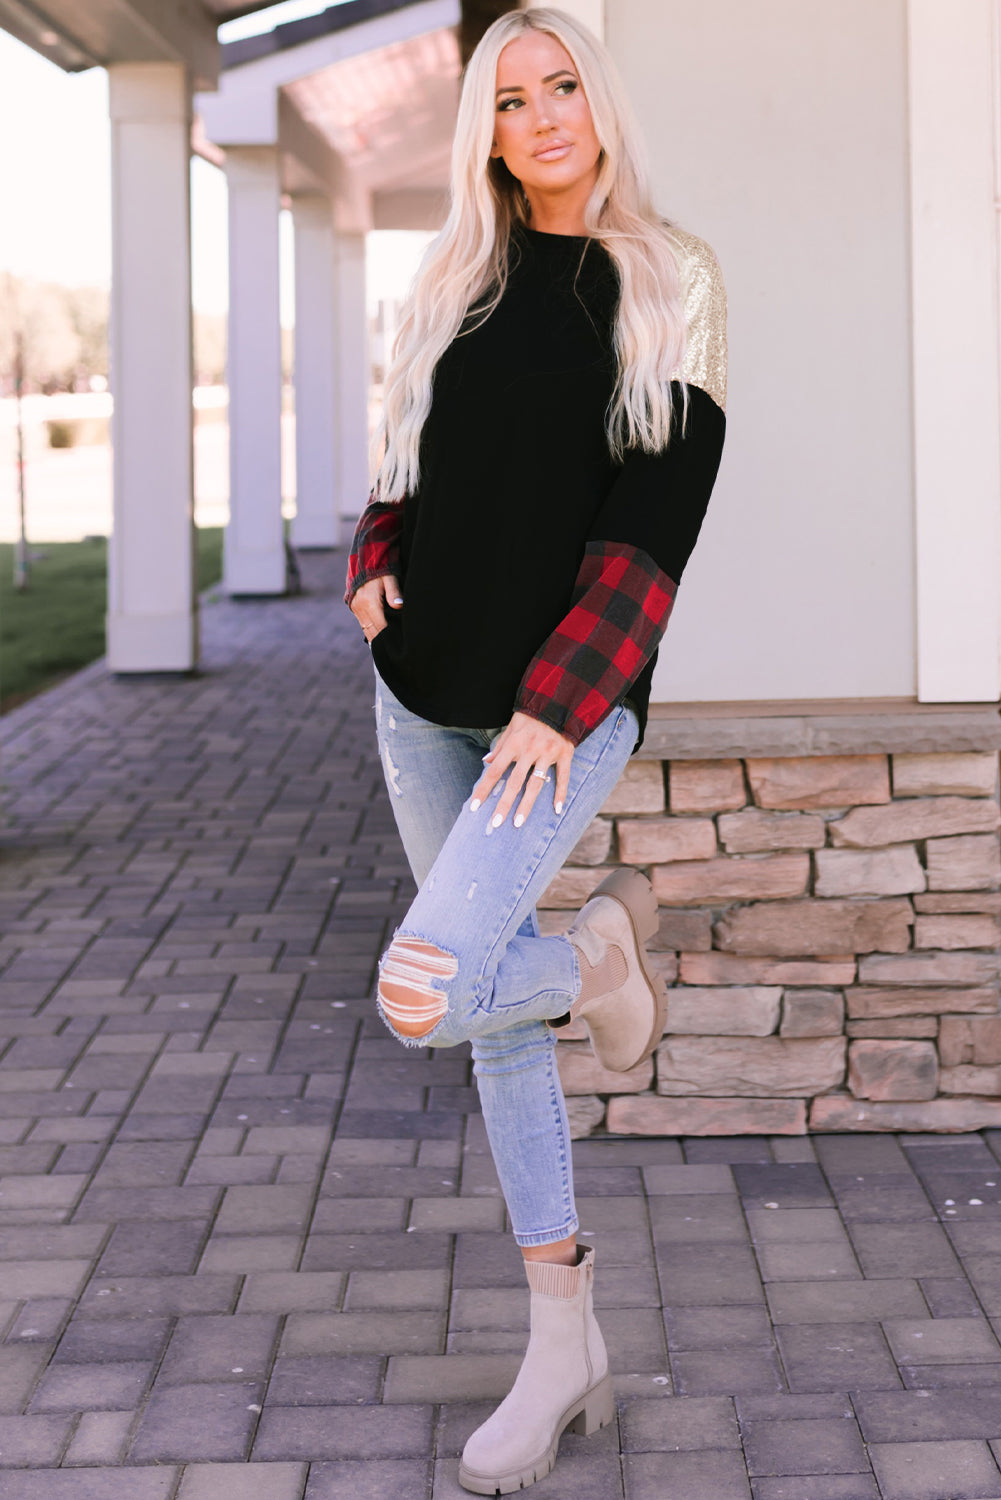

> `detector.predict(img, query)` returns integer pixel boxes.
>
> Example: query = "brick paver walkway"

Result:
[2,552,1001,1499]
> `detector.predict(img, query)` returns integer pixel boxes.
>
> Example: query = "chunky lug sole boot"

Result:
[553,866,667,1074]
[458,1245,613,1495]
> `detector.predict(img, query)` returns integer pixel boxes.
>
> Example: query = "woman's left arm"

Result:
[472,239,727,825]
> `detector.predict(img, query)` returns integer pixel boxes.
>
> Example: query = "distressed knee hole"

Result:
[378,937,457,1039]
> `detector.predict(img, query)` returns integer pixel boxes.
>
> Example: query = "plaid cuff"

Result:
[515,541,677,746]
[344,498,404,605]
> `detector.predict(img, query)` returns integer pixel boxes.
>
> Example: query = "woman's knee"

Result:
[377,934,460,1040]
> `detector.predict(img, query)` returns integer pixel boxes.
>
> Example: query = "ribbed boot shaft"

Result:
[524,1249,591,1301]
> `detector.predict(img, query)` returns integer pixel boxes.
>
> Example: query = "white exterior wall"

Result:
[607,0,917,704]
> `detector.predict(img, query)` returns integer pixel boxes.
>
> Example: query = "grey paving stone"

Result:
[75,1274,240,1318]
[307,1201,411,1235]
[854,1386,1001,1441]
[239,1272,345,1315]
[654,1243,765,1306]
[0,1260,92,1299]
[665,1305,774,1351]
[186,1154,279,1185]
[281,1311,444,1357]
[384,1353,522,1402]
[643,1165,736,1196]
[63,1410,135,1466]
[129,1380,264,1462]
[883,1317,1001,1366]
[920,1278,983,1318]
[901,1364,1001,1389]
[649,1193,750,1243]
[868,1439,1001,1499]
[265,1355,382,1406]
[750,1479,879,1500]
[848,1221,963,1279]
[737,1394,854,1421]
[97,1220,207,1276]
[0,1413,73,1465]
[29,1360,152,1412]
[965,1257,1001,1315]
[344,1268,449,1311]
[452,1232,533,1290]
[305,1461,433,1500]
[671,1348,785,1396]
[624,1448,752,1498]
[214,1184,315,1234]
[0,1472,179,1498]
[8,1296,73,1343]
[685,1139,774,1165]
[619,1393,740,1451]
[253,1404,433,1460]
[592,1263,662,1308]
[733,1164,832,1209]
[745,1208,849,1244]
[774,1323,901,1392]
[158,1314,279,1383]
[178,1463,309,1500]
[741,1415,869,1476]
[766,1279,927,1324]
[199,1234,301,1273]
[754,1241,862,1283]
[53,1317,172,1366]
[74,1186,222,1222]
[408,1197,505,1233]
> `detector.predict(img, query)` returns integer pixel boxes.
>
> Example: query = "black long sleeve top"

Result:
[346,222,727,750]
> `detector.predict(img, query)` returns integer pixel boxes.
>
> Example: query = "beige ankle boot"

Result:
[458,1245,613,1495]
[551,867,666,1074]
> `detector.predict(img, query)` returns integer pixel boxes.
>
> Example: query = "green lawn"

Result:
[0,528,224,713]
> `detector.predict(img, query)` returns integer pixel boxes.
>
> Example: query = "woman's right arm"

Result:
[344,495,405,636]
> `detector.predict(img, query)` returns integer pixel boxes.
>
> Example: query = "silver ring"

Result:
[531,768,550,781]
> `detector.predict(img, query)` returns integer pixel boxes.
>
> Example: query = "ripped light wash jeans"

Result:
[373,670,638,1247]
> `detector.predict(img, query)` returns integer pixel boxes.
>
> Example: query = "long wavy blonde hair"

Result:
[372,5,688,503]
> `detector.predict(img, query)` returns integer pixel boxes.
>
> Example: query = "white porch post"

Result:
[224,145,287,594]
[908,0,1001,700]
[290,195,338,548]
[333,229,371,530]
[106,63,197,672]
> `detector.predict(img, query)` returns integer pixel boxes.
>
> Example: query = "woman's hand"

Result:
[470,712,574,829]
[350,574,403,643]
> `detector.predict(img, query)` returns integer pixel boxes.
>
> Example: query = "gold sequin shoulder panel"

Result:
[669,228,728,415]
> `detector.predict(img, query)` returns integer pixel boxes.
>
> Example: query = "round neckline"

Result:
[519,224,591,244]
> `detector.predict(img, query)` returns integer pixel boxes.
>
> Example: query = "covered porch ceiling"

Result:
[197,0,463,231]
[0,0,511,81]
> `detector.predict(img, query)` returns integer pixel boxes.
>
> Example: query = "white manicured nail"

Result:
[555,802,564,814]
[514,814,524,828]
[469,799,481,812]
[491,813,503,828]
[393,596,403,605]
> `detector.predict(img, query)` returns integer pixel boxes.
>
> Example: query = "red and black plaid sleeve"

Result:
[344,497,404,605]
[515,541,677,746]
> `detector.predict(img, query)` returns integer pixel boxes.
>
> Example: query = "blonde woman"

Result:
[346,7,727,1492]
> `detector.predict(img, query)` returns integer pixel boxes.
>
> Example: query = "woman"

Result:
[345,7,726,1492]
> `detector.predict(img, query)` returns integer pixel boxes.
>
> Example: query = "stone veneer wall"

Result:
[538,709,1001,1136]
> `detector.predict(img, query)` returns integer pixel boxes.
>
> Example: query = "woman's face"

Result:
[490,30,602,208]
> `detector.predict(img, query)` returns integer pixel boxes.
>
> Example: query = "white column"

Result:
[224,146,287,595]
[106,63,197,672]
[909,0,1001,700]
[290,195,338,548]
[332,229,371,530]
